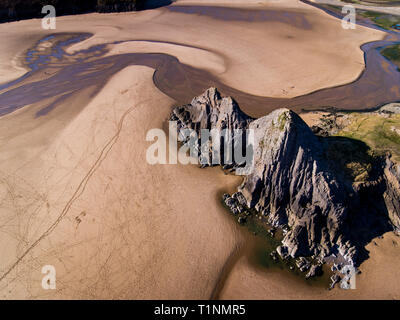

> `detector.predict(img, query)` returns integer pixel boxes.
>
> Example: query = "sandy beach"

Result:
[219,232,400,300]
[0,0,398,299]
[0,65,244,299]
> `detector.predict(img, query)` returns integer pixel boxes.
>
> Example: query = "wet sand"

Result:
[0,0,386,113]
[0,6,397,119]
[0,0,398,299]
[219,232,400,300]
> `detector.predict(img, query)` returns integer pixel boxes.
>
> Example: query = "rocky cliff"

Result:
[170,87,253,169]
[384,156,400,230]
[170,88,400,268]
[240,108,350,260]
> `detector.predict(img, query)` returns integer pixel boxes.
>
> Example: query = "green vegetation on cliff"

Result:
[323,135,376,183]
[361,11,400,30]
[382,45,400,71]
[321,4,400,31]
[359,10,400,30]
[310,108,400,182]
[337,113,400,162]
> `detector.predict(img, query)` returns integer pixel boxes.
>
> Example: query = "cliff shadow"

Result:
[320,135,394,265]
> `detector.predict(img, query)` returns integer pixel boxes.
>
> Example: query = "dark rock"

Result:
[233,192,247,206]
[270,251,278,261]
[223,193,249,216]
[238,216,247,224]
[311,125,328,137]
[329,274,341,290]
[276,245,289,260]
[331,263,343,272]
[223,164,235,170]
[306,264,322,278]
[222,193,230,201]
[296,257,311,272]
[268,228,276,237]
[224,196,237,208]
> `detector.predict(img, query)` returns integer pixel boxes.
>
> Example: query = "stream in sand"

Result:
[0,3,400,119]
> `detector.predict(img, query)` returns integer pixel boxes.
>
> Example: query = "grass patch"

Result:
[360,10,400,30]
[337,113,400,162]
[322,135,376,183]
[319,5,400,30]
[381,45,400,71]
[382,45,400,61]
[278,111,289,131]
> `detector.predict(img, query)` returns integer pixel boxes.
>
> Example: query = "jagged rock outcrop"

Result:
[170,87,252,132]
[170,87,253,168]
[384,156,400,230]
[238,108,351,260]
[170,88,399,267]
[379,103,400,115]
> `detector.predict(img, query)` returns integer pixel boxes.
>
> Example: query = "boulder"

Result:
[329,274,341,290]
[306,264,322,279]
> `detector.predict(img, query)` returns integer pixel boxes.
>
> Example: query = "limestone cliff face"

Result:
[170,87,252,133]
[170,88,398,266]
[170,87,253,168]
[239,109,349,259]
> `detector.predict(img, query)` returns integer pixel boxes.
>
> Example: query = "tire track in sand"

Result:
[0,104,136,284]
